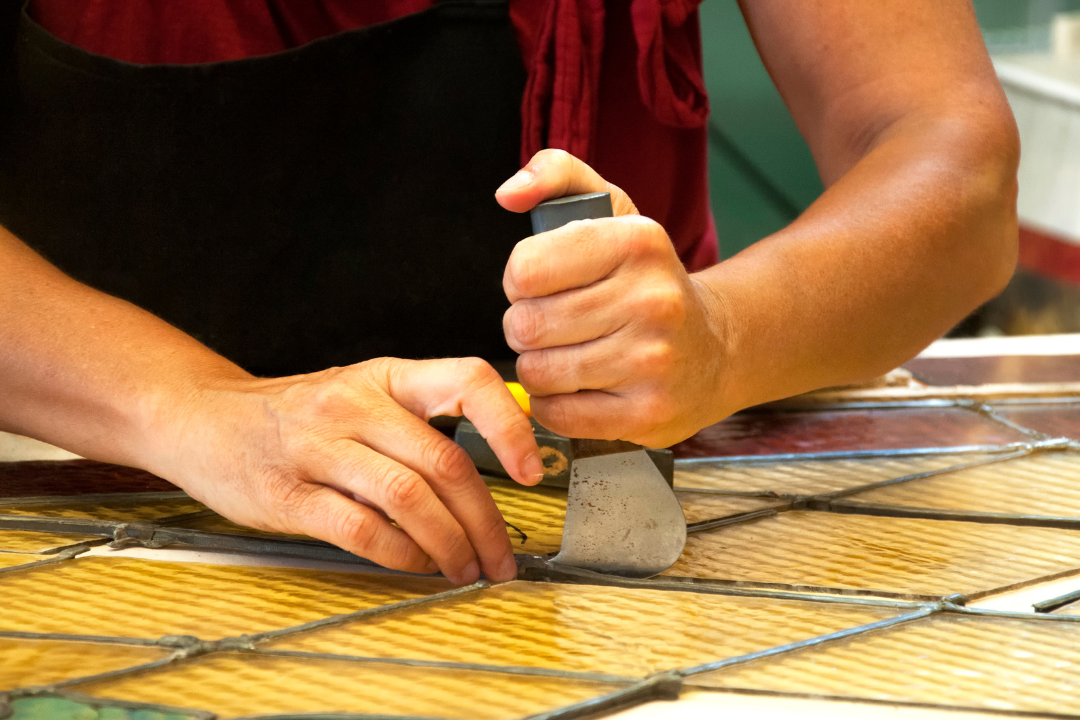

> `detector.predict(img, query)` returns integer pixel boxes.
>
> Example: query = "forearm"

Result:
[0,225,250,467]
[699,112,1019,414]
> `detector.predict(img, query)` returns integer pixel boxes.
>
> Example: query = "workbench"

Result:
[4,334,1080,719]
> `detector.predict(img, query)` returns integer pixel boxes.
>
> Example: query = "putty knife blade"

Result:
[551,448,687,578]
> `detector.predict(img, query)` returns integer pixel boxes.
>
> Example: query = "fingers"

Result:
[495,149,638,216]
[504,215,668,303]
[343,410,517,585]
[504,282,626,353]
[383,357,543,486]
[278,481,438,576]
[313,439,502,585]
[531,388,680,448]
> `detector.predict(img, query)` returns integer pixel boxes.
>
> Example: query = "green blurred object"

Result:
[6,696,202,720]
[699,0,1080,260]
[700,0,821,259]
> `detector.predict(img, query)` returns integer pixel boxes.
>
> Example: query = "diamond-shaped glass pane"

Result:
[692,613,1080,715]
[0,636,168,691]
[672,407,1028,458]
[674,454,991,496]
[0,556,452,639]
[69,651,626,720]
[991,403,1080,440]
[837,452,1080,518]
[266,581,899,676]
[668,510,1080,598]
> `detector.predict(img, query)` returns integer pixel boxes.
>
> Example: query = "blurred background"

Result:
[701,0,1080,336]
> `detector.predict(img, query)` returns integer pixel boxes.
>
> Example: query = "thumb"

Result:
[495,149,638,217]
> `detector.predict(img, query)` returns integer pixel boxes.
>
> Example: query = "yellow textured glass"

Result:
[668,510,1080,597]
[694,614,1080,714]
[486,479,566,554]
[842,453,1080,517]
[674,455,992,495]
[70,652,625,719]
[0,556,453,639]
[0,495,205,522]
[0,552,50,569]
[0,637,168,691]
[266,581,897,676]
[0,529,98,553]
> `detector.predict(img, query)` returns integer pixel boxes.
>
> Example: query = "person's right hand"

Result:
[144,357,543,586]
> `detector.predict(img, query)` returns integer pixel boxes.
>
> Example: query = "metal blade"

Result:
[551,449,687,578]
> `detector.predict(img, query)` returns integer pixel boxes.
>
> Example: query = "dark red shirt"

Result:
[29,0,717,270]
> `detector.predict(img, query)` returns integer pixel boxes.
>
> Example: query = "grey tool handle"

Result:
[530,191,613,234]
[529,192,644,457]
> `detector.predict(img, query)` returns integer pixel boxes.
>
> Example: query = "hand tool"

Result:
[460,192,687,578]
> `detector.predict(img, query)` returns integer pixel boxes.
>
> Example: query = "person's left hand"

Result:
[495,149,731,448]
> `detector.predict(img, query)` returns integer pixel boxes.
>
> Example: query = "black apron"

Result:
[0,0,530,377]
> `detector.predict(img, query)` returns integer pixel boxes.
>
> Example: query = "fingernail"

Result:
[455,561,480,586]
[496,554,519,583]
[524,451,544,485]
[498,170,533,193]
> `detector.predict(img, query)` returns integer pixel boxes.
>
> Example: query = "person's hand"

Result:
[146,357,543,586]
[495,149,730,448]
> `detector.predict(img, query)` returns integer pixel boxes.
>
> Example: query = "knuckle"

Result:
[508,248,547,297]
[456,357,499,389]
[516,350,555,391]
[622,217,668,258]
[635,342,677,376]
[425,438,475,485]
[335,507,379,549]
[379,468,427,512]
[507,302,545,349]
[639,282,686,325]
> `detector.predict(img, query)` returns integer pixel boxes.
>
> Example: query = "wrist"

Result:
[132,364,259,483]
[688,270,751,424]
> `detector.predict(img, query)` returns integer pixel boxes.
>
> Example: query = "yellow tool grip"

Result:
[505,381,531,418]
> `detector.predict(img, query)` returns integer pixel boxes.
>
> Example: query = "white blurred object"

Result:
[609,691,1036,719]
[0,431,79,461]
[1053,11,1080,59]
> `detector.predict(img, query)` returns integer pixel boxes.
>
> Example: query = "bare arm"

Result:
[497,0,1018,445]
[709,0,1019,410]
[0,226,541,584]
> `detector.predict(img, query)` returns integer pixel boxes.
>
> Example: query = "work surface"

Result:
[7,337,1080,719]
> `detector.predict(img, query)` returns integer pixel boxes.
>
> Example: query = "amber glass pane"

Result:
[71,651,625,720]
[674,454,987,495]
[0,529,98,553]
[694,614,1080,714]
[267,581,897,676]
[486,479,565,554]
[0,552,49,569]
[668,511,1080,597]
[671,407,1027,458]
[0,637,167,691]
[0,495,205,522]
[841,452,1080,517]
[0,460,178,497]
[0,556,452,639]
